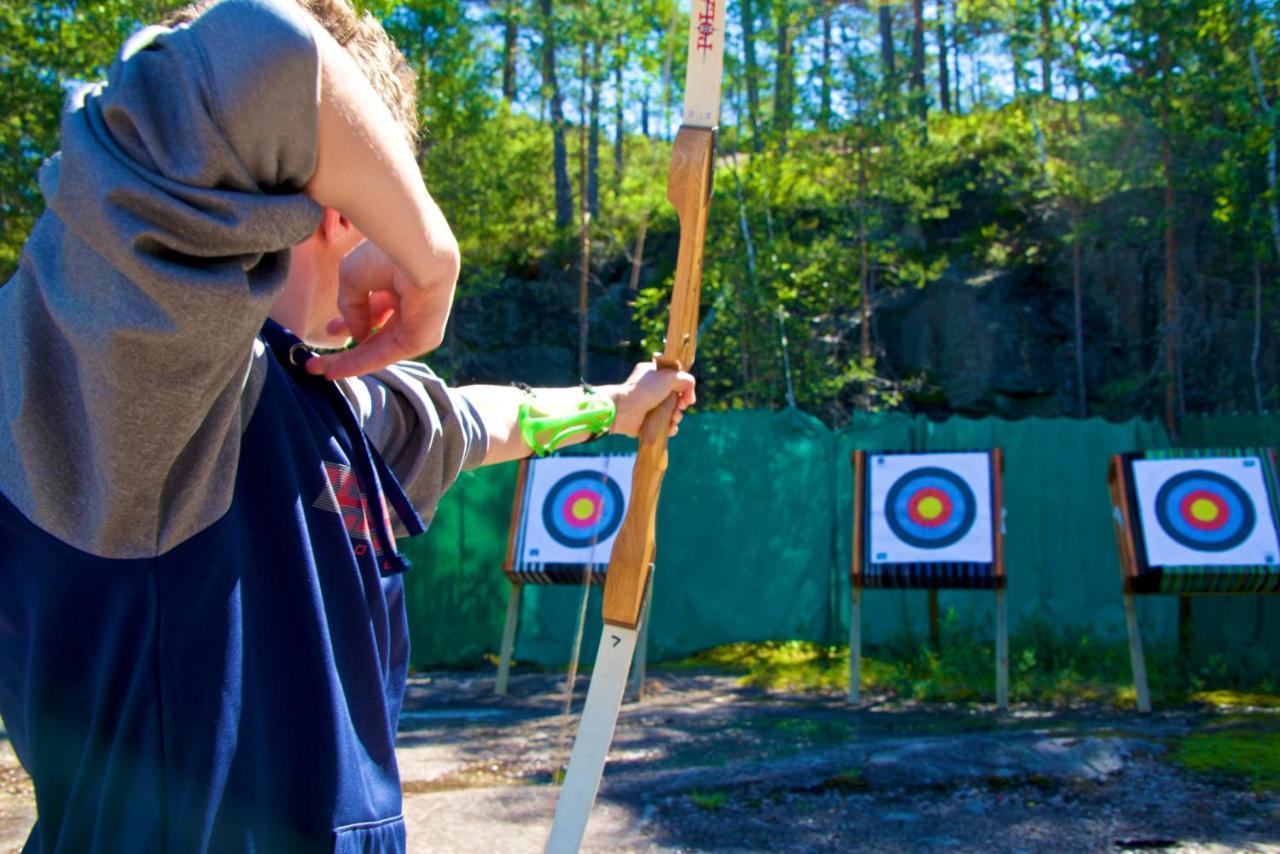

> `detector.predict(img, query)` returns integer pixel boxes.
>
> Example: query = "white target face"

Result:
[868,452,995,564]
[518,455,636,566]
[1132,456,1280,567]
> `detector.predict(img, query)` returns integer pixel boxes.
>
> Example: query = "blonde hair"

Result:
[164,0,419,150]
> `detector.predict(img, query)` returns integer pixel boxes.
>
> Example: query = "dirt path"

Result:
[3,672,1278,852]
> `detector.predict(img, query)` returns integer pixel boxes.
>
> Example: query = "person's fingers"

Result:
[338,285,375,343]
[306,319,414,379]
[328,291,398,338]
[673,370,696,408]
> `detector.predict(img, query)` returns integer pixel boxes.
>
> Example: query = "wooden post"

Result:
[992,449,1008,710]
[497,460,531,696]
[495,584,523,696]
[625,575,654,703]
[849,585,862,703]
[995,588,1009,710]
[1177,594,1193,675]
[850,451,866,704]
[1124,593,1152,713]
[928,589,941,650]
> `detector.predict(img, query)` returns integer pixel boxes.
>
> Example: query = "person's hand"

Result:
[305,239,459,379]
[606,362,697,438]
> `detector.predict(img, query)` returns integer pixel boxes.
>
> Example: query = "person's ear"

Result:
[317,207,357,247]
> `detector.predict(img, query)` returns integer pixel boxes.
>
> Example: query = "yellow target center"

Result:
[917,496,944,520]
[1190,498,1220,523]
[571,497,596,521]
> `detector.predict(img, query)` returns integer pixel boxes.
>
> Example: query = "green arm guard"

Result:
[517,391,617,457]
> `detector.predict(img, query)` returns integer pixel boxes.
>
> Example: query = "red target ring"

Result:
[561,488,604,528]
[1179,489,1229,531]
[907,487,953,528]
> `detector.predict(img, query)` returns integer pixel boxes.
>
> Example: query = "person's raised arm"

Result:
[301,21,459,380]
[460,364,697,466]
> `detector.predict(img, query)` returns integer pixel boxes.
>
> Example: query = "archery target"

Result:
[868,453,994,564]
[1133,457,1280,567]
[519,455,635,566]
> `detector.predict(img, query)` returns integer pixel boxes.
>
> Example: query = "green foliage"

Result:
[1,0,1278,419]
[1170,717,1280,791]
[664,614,1279,708]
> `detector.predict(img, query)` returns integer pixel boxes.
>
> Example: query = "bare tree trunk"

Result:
[774,0,794,150]
[910,0,926,123]
[1250,44,1280,263]
[1160,32,1179,439]
[820,0,833,129]
[740,0,764,149]
[1039,0,1054,97]
[502,0,518,102]
[859,143,871,367]
[1253,254,1265,413]
[578,46,591,378]
[1011,40,1025,97]
[733,166,761,403]
[1163,136,1179,437]
[937,0,951,113]
[614,60,624,194]
[628,215,648,293]
[539,0,573,228]
[880,2,897,109]
[1071,0,1088,132]
[1072,213,1086,417]
[588,39,601,220]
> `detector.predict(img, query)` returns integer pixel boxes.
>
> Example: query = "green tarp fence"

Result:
[400,411,1280,670]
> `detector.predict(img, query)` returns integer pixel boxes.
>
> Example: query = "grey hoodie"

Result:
[0,0,485,560]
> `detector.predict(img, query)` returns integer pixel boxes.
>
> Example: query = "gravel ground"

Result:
[3,671,1278,852]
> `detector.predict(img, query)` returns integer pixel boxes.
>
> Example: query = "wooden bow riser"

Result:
[600,126,716,631]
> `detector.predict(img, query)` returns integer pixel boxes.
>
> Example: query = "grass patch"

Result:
[689,790,729,810]
[1189,690,1280,709]
[667,640,850,692]
[1170,721,1280,791]
[662,615,1278,708]
[821,768,870,793]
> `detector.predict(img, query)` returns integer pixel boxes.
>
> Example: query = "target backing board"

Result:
[868,452,994,564]
[1131,456,1280,568]
[517,455,636,568]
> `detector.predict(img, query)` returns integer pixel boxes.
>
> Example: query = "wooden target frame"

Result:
[850,449,1009,709]
[1107,448,1280,712]
[493,455,651,699]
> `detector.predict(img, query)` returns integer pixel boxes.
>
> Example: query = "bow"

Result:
[545,1,726,851]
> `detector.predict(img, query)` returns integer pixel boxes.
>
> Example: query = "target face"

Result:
[885,467,977,549]
[868,453,994,564]
[1133,457,1279,567]
[542,471,625,548]
[518,455,636,568]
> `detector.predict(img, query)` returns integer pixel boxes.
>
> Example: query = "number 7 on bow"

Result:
[544,1,726,851]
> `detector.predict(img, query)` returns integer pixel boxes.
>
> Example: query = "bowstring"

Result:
[551,452,613,793]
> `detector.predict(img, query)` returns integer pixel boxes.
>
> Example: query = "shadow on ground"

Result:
[3,671,1278,852]
[392,670,1280,852]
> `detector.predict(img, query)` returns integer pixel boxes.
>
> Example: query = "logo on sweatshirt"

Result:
[314,461,395,558]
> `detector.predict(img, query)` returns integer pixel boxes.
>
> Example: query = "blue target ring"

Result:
[542,470,625,549]
[1154,470,1254,552]
[884,467,977,550]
